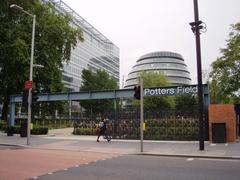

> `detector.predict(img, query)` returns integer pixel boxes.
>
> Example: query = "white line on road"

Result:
[186,158,194,161]
[210,144,216,146]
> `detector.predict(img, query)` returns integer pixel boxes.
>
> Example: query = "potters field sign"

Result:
[144,85,198,97]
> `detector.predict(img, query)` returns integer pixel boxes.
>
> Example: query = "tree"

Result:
[0,0,83,120]
[210,22,240,103]
[134,71,175,111]
[175,94,198,115]
[80,69,118,114]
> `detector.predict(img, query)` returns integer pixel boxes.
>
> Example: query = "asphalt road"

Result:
[35,155,240,180]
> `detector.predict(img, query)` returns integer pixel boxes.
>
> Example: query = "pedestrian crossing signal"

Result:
[134,86,140,100]
[22,90,29,108]
[32,90,39,107]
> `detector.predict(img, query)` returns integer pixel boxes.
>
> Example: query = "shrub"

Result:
[31,127,48,135]
[0,121,7,131]
[6,126,15,136]
[13,126,21,134]
[5,126,20,135]
[5,125,48,135]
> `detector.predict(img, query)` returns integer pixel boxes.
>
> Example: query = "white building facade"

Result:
[48,0,120,91]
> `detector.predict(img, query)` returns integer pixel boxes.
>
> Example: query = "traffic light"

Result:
[22,90,29,108]
[134,85,141,100]
[32,90,39,107]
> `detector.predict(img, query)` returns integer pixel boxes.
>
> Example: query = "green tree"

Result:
[134,72,175,111]
[175,94,198,114]
[80,69,118,114]
[210,22,240,103]
[0,0,83,120]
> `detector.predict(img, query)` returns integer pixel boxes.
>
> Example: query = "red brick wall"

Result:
[208,104,236,142]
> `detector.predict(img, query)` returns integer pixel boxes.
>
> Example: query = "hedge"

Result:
[5,125,48,135]
[31,127,48,135]
[0,121,7,131]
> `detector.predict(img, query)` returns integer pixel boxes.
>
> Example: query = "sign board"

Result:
[25,80,32,89]
[144,85,198,97]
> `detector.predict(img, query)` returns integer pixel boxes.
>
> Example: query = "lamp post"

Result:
[140,77,144,152]
[189,0,205,151]
[10,4,36,145]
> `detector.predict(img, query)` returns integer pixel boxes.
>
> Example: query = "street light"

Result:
[189,0,205,151]
[10,4,36,145]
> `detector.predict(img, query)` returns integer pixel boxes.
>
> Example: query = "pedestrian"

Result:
[97,118,111,142]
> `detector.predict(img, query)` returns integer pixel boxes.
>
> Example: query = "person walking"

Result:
[97,118,111,142]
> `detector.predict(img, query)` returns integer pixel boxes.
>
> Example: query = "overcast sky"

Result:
[63,0,240,86]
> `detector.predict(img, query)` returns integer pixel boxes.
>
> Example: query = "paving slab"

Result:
[1,128,240,159]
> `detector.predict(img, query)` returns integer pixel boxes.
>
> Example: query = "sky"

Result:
[63,0,240,86]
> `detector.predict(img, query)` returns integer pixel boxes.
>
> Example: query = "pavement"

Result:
[1,127,240,159]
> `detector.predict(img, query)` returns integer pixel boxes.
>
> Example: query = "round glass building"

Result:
[124,51,191,88]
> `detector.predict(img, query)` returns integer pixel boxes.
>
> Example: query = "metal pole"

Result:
[27,15,36,145]
[114,98,117,138]
[140,77,144,152]
[69,100,72,120]
[193,0,204,150]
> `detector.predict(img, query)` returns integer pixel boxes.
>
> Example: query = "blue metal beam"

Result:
[10,89,135,103]
[8,84,209,126]
[10,84,209,103]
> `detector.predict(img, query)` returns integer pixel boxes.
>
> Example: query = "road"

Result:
[35,155,240,180]
[0,145,117,180]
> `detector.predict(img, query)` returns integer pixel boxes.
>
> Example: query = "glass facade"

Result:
[124,51,191,88]
[47,0,120,91]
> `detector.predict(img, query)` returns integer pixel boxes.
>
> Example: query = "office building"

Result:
[124,51,191,88]
[48,0,120,91]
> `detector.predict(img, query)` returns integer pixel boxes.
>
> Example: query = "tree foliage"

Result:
[175,94,198,114]
[80,69,118,114]
[134,71,175,111]
[210,22,240,103]
[0,0,83,120]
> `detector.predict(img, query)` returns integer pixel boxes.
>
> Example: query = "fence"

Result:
[15,107,201,140]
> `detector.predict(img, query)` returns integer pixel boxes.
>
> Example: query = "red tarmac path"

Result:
[0,147,116,180]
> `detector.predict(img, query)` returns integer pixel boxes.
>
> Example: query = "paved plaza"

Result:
[1,128,240,158]
[0,128,240,179]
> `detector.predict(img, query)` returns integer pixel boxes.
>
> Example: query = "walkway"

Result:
[1,128,240,159]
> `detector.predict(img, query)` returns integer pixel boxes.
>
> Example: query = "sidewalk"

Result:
[1,128,240,159]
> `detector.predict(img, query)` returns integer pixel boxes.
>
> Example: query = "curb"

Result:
[135,153,240,160]
[0,143,26,148]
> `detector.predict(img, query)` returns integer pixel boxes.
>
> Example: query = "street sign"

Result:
[25,80,32,89]
[144,85,199,97]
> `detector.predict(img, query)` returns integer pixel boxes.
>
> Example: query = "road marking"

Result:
[186,158,194,161]
[199,158,240,162]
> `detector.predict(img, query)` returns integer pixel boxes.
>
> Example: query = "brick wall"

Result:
[209,104,236,142]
